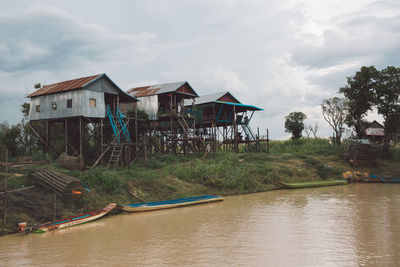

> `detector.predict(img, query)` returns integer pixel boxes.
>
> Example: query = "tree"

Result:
[284,112,307,139]
[374,66,400,153]
[304,123,319,138]
[321,97,347,145]
[339,66,379,138]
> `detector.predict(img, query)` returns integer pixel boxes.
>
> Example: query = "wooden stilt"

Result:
[65,119,68,154]
[79,117,83,166]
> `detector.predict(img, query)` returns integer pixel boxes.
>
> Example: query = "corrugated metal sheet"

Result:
[27,74,138,102]
[127,81,197,97]
[187,92,241,106]
[27,74,103,98]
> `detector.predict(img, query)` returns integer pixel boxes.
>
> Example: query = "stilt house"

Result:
[26,74,138,167]
[127,81,198,121]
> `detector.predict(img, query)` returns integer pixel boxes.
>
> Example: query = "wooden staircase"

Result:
[107,144,123,169]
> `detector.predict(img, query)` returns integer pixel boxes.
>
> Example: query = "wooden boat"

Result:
[361,175,382,183]
[279,179,348,189]
[380,177,400,183]
[118,195,223,212]
[27,203,116,233]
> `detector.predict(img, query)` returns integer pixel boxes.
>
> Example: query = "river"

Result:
[1,184,400,266]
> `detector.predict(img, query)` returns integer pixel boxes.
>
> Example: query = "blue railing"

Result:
[106,105,120,143]
[116,106,131,143]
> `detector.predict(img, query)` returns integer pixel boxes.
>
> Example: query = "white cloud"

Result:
[0,0,397,139]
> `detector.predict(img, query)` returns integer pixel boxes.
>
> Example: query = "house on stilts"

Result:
[185,91,264,152]
[27,73,138,168]
[126,81,204,154]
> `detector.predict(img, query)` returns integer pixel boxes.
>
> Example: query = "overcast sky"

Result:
[1,0,399,139]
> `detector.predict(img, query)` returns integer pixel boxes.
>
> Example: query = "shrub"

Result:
[80,169,122,193]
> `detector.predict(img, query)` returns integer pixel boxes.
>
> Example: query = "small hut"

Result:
[365,120,384,143]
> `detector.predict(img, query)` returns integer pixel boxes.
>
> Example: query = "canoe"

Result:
[279,180,348,189]
[361,176,382,183]
[118,195,223,212]
[27,203,116,233]
[380,177,400,183]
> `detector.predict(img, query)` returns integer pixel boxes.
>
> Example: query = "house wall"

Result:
[29,90,105,121]
[137,95,158,120]
[28,76,125,121]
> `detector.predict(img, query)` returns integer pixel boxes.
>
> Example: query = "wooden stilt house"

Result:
[26,74,138,167]
[185,91,263,152]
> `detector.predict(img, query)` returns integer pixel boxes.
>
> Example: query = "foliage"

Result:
[269,138,343,155]
[80,169,122,193]
[284,112,307,139]
[0,122,23,158]
[374,66,400,135]
[321,97,348,145]
[339,66,380,138]
[20,102,30,119]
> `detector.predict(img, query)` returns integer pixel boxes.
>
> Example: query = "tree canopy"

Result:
[284,112,307,139]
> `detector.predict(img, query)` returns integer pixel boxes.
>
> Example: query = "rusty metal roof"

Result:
[127,81,198,97]
[27,74,103,98]
[27,74,138,102]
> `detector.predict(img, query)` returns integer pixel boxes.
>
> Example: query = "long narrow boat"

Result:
[118,195,223,212]
[279,180,348,189]
[361,175,382,183]
[380,177,400,183]
[27,203,116,233]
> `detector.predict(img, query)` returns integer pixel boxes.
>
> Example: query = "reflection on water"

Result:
[1,184,400,266]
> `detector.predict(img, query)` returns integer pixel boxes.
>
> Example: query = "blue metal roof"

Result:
[214,101,263,111]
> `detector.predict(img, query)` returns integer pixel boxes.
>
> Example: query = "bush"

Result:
[269,138,343,155]
[80,169,122,193]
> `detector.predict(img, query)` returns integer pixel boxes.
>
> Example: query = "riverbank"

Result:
[1,139,400,235]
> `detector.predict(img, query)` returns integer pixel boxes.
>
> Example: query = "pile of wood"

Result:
[29,168,84,199]
[57,153,84,170]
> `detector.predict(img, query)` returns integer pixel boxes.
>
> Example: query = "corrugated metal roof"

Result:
[127,81,197,97]
[27,74,138,102]
[187,92,241,105]
[27,74,103,98]
[214,101,263,111]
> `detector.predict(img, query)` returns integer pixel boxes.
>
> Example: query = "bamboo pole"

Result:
[4,149,8,224]
[53,193,57,221]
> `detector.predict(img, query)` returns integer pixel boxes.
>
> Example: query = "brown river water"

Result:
[1,184,400,266]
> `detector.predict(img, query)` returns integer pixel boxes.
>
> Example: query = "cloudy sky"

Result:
[1,0,399,139]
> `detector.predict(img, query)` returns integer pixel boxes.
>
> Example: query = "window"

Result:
[36,105,40,112]
[89,98,96,107]
[52,102,57,110]
[67,99,72,108]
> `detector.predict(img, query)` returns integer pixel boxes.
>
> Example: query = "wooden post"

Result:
[144,135,147,165]
[267,129,270,153]
[45,120,49,155]
[257,127,260,152]
[65,119,68,154]
[29,122,32,157]
[53,193,57,221]
[79,117,83,166]
[4,149,8,224]
[101,118,104,166]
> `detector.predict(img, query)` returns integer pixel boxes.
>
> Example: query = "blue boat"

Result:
[118,195,223,212]
[380,177,400,183]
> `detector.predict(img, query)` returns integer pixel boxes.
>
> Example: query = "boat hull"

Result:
[380,177,400,183]
[31,203,116,233]
[119,195,223,212]
[279,180,348,189]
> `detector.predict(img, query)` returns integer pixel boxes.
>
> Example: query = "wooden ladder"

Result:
[107,144,123,169]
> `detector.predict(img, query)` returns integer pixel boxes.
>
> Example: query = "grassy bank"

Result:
[1,138,400,235]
